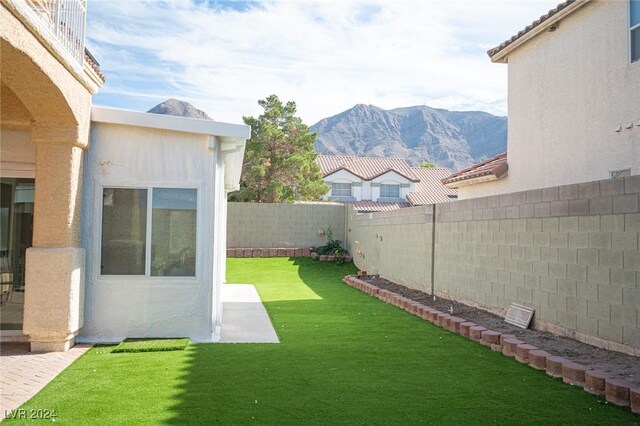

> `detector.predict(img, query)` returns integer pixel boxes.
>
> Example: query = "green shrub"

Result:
[313,225,345,257]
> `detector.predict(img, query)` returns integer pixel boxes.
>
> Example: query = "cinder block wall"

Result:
[344,176,640,354]
[435,177,640,353]
[347,206,433,293]
[227,202,346,249]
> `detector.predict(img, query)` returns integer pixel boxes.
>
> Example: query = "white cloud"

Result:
[87,0,560,124]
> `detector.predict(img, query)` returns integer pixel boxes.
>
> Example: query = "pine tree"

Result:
[229,95,328,203]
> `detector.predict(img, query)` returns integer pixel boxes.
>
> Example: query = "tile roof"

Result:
[406,167,458,205]
[442,152,508,187]
[345,200,410,212]
[293,201,343,206]
[295,199,408,212]
[487,0,579,59]
[85,48,105,83]
[316,155,419,182]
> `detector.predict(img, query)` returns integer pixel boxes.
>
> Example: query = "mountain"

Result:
[310,104,507,171]
[147,98,211,120]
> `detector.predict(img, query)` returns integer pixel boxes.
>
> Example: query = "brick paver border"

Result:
[342,274,640,415]
[0,343,91,420]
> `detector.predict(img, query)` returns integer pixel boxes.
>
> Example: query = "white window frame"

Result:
[331,182,352,197]
[380,184,400,198]
[631,0,640,63]
[95,182,201,283]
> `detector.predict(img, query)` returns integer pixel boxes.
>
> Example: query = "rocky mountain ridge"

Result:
[146,99,507,172]
[311,104,507,171]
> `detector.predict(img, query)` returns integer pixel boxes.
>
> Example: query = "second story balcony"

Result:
[6,0,86,68]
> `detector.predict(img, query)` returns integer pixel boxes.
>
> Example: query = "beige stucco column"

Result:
[23,125,87,352]
[2,0,102,351]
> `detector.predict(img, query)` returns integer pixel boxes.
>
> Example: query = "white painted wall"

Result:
[324,169,415,201]
[361,180,372,200]
[371,171,415,201]
[81,122,221,342]
[456,176,511,199]
[324,169,362,200]
[499,0,640,194]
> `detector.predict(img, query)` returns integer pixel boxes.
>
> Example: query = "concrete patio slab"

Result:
[220,284,279,343]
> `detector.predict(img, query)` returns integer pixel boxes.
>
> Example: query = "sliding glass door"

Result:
[0,178,34,331]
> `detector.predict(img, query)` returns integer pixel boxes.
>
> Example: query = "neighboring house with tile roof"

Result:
[294,199,411,213]
[450,0,639,199]
[409,166,459,205]
[316,155,456,211]
[442,153,509,198]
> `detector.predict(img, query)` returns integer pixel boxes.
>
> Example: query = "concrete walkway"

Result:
[220,284,279,343]
[0,343,90,420]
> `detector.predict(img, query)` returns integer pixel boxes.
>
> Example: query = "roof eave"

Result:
[490,162,509,179]
[83,58,105,88]
[323,167,366,181]
[372,169,419,183]
[489,0,589,64]
[443,171,508,189]
[91,106,251,139]
[323,167,419,183]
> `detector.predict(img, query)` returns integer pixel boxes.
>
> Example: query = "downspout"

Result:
[215,138,245,338]
[430,203,436,296]
[344,204,348,253]
[207,135,217,340]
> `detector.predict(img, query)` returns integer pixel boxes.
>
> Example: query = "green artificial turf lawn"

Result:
[7,258,639,425]
[111,338,190,353]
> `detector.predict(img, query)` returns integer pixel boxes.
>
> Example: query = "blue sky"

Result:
[87,0,560,124]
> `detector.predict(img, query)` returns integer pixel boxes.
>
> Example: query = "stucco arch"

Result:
[1,82,33,125]
[0,3,94,146]
[1,1,101,352]
[0,83,36,177]
[1,39,78,131]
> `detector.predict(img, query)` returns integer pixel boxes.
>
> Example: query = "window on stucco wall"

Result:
[632,0,640,62]
[380,184,400,198]
[101,188,147,275]
[100,187,197,277]
[151,188,197,277]
[331,182,352,197]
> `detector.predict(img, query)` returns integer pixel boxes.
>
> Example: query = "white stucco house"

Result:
[80,107,249,342]
[316,155,456,212]
[445,0,640,199]
[1,0,252,351]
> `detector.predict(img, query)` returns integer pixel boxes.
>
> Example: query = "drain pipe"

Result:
[344,204,349,252]
[430,204,436,296]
